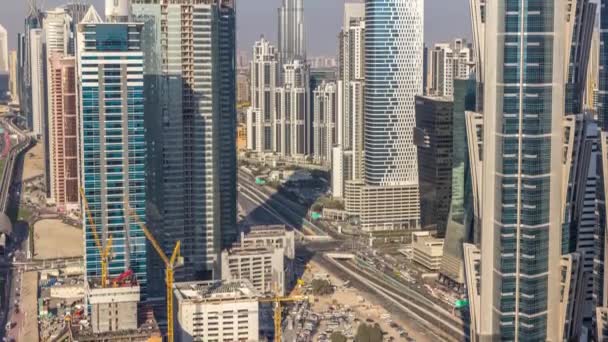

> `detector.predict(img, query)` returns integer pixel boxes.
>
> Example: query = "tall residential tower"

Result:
[131,0,237,285]
[346,0,423,231]
[77,6,148,289]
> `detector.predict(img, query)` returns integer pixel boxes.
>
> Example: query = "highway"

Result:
[0,116,31,213]
[238,168,332,238]
[0,114,33,341]
[237,167,470,341]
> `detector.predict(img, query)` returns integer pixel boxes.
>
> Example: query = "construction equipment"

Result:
[79,187,113,287]
[112,269,135,287]
[128,207,182,342]
[259,283,308,342]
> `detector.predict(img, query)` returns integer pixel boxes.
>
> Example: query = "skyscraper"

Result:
[345,0,423,231]
[29,28,44,137]
[278,0,305,64]
[48,55,78,213]
[427,39,474,98]
[77,6,148,289]
[248,38,279,153]
[275,59,311,156]
[335,2,365,197]
[312,81,338,165]
[0,24,8,73]
[414,96,453,235]
[131,0,237,284]
[8,51,18,103]
[44,7,72,205]
[466,0,595,340]
[20,6,44,130]
[439,77,476,291]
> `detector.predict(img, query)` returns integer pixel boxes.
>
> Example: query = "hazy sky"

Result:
[1,0,471,56]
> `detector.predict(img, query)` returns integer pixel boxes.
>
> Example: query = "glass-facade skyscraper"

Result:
[77,7,147,290]
[473,0,573,339]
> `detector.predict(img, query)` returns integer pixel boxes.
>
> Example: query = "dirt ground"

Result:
[22,142,44,180]
[33,219,83,260]
[20,271,39,342]
[306,261,434,342]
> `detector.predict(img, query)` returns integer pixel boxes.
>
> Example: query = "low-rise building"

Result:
[238,225,295,259]
[87,279,140,334]
[411,231,444,271]
[221,246,285,295]
[174,280,260,342]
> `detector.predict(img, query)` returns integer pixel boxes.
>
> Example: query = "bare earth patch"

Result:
[33,219,83,260]
[22,142,44,180]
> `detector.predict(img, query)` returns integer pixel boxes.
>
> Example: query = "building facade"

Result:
[29,28,44,137]
[0,24,7,73]
[77,6,147,289]
[8,51,18,103]
[335,3,365,198]
[248,38,279,153]
[131,0,237,285]
[347,0,423,231]
[313,81,337,165]
[278,0,305,64]
[414,96,453,235]
[174,280,260,342]
[48,55,78,212]
[45,8,73,205]
[439,78,476,290]
[275,59,310,157]
[467,0,590,340]
[427,39,474,98]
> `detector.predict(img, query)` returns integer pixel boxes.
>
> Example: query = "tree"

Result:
[355,324,383,342]
[330,332,347,342]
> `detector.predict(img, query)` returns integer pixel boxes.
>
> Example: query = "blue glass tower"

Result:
[77,7,147,290]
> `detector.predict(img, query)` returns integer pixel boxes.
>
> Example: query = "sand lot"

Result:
[22,142,44,180]
[33,219,83,260]
[307,261,434,342]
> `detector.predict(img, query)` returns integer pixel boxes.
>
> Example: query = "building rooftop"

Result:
[174,279,259,303]
[245,224,291,237]
[224,246,276,256]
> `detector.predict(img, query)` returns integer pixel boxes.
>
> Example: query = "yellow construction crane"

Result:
[259,285,308,342]
[79,187,113,287]
[128,207,182,342]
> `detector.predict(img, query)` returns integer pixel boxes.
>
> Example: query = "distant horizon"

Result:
[1,0,472,56]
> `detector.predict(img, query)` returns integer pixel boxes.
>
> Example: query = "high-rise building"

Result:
[427,39,474,98]
[44,7,72,204]
[8,51,18,103]
[48,55,78,213]
[345,0,423,231]
[29,28,45,137]
[131,0,237,284]
[439,77,476,291]
[77,6,148,290]
[595,0,608,334]
[0,24,7,73]
[278,0,305,64]
[236,72,250,104]
[414,96,453,235]
[465,0,596,340]
[585,27,599,112]
[313,81,338,165]
[19,6,44,130]
[248,38,279,153]
[337,3,365,186]
[275,59,310,157]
